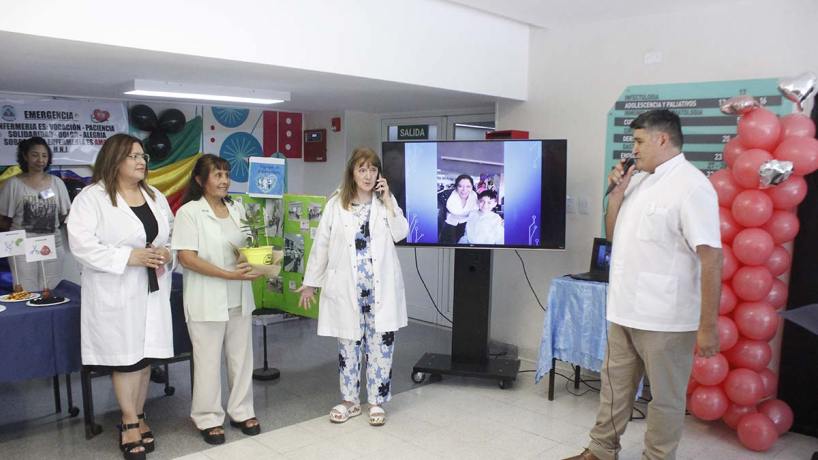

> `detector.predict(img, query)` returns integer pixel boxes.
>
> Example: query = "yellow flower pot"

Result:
[237,246,283,277]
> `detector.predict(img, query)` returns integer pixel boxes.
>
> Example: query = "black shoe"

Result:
[230,418,261,436]
[149,366,167,384]
[200,426,225,445]
[119,422,146,460]
[136,413,155,453]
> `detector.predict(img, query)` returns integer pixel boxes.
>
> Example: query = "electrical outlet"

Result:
[566,196,576,214]
[578,197,590,215]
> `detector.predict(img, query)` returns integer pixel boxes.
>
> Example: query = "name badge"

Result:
[39,188,55,200]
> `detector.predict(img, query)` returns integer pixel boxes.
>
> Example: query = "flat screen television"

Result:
[382,139,566,249]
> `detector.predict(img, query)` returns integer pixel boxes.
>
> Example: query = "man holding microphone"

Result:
[566,109,722,460]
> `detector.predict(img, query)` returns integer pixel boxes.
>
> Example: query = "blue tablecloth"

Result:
[0,281,82,382]
[535,276,609,383]
[0,274,188,383]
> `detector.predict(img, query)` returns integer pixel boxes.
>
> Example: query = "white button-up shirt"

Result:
[607,154,721,332]
[171,197,255,322]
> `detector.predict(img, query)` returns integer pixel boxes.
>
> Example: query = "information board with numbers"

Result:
[604,78,793,185]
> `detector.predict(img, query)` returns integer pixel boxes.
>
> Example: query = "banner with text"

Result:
[605,78,792,181]
[1,98,128,165]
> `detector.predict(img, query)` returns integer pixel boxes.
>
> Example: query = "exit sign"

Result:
[397,124,428,140]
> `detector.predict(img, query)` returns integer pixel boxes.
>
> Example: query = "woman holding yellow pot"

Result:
[171,154,262,445]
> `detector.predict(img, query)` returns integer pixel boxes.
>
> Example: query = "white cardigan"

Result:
[171,197,255,322]
[303,194,409,340]
[67,183,175,366]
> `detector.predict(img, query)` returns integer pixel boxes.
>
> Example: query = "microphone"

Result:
[605,158,635,196]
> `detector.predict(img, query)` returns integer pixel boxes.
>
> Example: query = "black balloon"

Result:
[158,108,186,134]
[146,131,171,161]
[130,104,158,132]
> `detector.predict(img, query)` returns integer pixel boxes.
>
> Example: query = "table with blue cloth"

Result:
[536,276,608,400]
[0,274,191,438]
[0,280,83,415]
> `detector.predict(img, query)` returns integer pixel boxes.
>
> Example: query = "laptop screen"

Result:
[591,238,612,272]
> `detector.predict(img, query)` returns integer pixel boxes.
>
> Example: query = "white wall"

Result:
[0,0,529,101]
[292,110,381,197]
[493,0,818,360]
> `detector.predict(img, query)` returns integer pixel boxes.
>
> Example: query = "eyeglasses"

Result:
[126,153,151,162]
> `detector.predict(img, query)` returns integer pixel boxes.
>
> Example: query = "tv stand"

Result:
[410,249,520,389]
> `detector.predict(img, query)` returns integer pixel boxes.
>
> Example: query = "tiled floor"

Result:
[178,373,818,460]
[2,317,817,459]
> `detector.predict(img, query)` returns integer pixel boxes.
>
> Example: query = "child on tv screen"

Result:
[458,189,504,245]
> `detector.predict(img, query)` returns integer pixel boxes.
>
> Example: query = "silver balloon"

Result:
[778,72,817,112]
[759,159,793,188]
[720,95,760,115]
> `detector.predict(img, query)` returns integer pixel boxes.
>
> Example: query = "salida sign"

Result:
[396,124,428,140]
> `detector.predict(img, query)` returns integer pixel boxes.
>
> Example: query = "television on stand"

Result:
[382,139,567,389]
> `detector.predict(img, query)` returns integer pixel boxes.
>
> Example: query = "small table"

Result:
[0,281,82,416]
[536,276,608,400]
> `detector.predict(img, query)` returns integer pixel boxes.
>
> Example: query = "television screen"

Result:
[382,139,566,249]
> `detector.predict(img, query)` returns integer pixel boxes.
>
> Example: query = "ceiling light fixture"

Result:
[123,79,289,105]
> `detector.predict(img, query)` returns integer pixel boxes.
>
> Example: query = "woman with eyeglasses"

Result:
[0,136,71,292]
[67,134,175,460]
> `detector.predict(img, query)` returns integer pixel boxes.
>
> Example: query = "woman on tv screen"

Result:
[440,174,477,243]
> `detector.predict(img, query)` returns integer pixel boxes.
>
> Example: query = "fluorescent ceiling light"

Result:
[123,79,289,105]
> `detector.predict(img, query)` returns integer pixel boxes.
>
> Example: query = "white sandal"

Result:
[329,403,361,423]
[368,405,386,426]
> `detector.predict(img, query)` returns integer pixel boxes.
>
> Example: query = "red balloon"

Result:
[737,108,782,151]
[692,353,730,386]
[724,338,773,372]
[758,399,794,434]
[718,315,739,351]
[734,301,779,341]
[765,278,788,310]
[711,169,743,207]
[723,403,758,430]
[724,368,765,406]
[687,375,699,396]
[774,136,818,176]
[758,368,778,399]
[761,210,800,244]
[732,148,774,189]
[732,228,774,266]
[737,413,779,452]
[732,265,773,301]
[722,245,738,281]
[718,207,743,243]
[720,283,738,315]
[689,385,730,421]
[779,113,816,138]
[765,246,792,277]
[766,174,807,209]
[723,137,746,168]
[731,190,773,227]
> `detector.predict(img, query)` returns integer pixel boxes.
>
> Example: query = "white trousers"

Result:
[187,307,255,429]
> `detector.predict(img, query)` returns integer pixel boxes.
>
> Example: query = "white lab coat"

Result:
[303,194,409,340]
[66,183,175,366]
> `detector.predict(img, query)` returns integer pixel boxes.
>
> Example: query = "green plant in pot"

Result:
[237,200,283,277]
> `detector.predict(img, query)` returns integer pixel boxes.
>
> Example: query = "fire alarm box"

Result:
[304,129,326,162]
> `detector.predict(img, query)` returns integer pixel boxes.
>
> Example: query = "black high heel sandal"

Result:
[137,413,155,453]
[119,422,146,460]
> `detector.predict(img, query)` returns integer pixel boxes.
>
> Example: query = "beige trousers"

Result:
[587,323,696,460]
[187,307,255,430]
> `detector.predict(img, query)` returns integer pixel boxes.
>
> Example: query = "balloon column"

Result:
[687,73,817,452]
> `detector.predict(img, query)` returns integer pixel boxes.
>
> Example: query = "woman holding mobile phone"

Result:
[297,147,409,426]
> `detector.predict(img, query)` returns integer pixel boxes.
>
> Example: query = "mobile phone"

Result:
[375,171,383,198]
